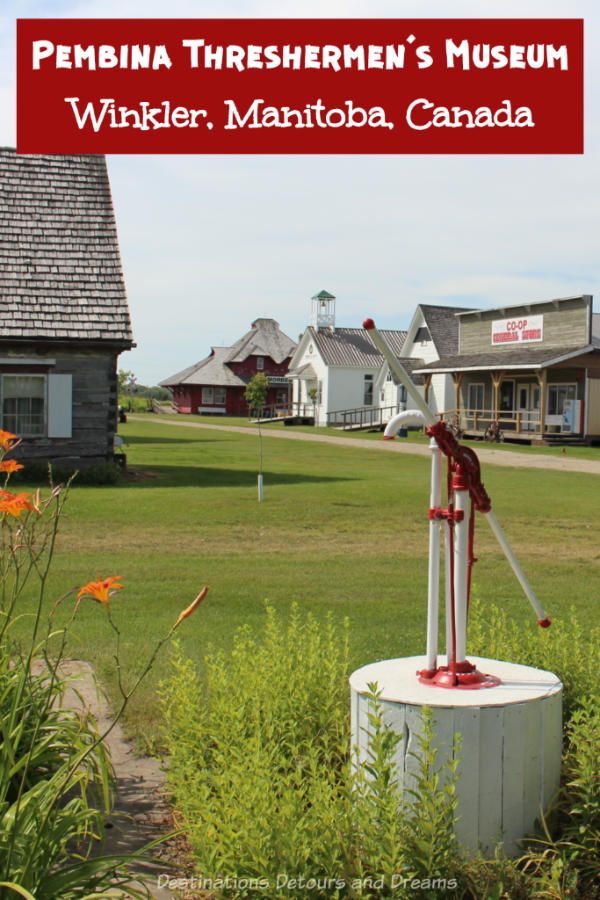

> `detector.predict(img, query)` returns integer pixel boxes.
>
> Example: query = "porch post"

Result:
[453,372,464,425]
[536,370,547,435]
[491,371,505,421]
[423,373,433,407]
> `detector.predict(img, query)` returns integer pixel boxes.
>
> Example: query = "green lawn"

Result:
[16,418,600,748]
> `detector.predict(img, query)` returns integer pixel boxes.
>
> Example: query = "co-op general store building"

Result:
[413,294,600,442]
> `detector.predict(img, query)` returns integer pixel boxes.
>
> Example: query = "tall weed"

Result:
[161,607,462,899]
[468,597,600,721]
[469,597,600,898]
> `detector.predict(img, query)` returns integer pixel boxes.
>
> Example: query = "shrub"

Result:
[161,606,462,899]
[468,598,600,898]
[162,606,353,894]
[467,597,600,722]
[8,461,123,486]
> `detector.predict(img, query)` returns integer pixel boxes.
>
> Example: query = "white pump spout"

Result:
[383,409,427,438]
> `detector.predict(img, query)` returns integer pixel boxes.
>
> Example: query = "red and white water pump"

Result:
[363,318,551,689]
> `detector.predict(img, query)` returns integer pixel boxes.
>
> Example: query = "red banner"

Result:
[17,18,583,154]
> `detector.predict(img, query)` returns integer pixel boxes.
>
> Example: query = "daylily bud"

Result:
[174,586,210,629]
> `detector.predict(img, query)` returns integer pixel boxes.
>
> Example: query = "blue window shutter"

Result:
[48,374,72,438]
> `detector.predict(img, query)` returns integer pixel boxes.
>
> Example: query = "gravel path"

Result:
[133,415,600,476]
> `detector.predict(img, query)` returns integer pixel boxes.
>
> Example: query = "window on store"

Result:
[201,387,214,404]
[468,383,485,411]
[214,387,226,405]
[257,357,264,370]
[363,374,374,406]
[2,375,45,436]
[548,384,576,416]
[499,381,514,413]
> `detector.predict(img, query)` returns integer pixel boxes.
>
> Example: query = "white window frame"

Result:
[547,383,576,416]
[256,357,264,370]
[201,386,214,404]
[363,374,374,407]
[214,387,226,405]
[1,374,47,437]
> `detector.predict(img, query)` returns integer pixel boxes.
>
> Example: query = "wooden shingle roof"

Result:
[224,318,297,365]
[0,149,133,345]
[419,304,476,357]
[413,344,594,373]
[161,347,246,388]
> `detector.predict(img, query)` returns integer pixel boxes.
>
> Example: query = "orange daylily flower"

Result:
[77,576,123,609]
[0,430,19,451]
[0,460,24,473]
[0,491,40,518]
[174,586,209,629]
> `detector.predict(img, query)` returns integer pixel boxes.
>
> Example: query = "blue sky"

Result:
[2,1,598,385]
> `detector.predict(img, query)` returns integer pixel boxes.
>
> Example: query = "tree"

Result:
[245,373,269,501]
[118,369,137,411]
[307,385,318,422]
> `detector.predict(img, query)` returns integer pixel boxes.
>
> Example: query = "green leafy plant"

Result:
[467,597,600,722]
[307,386,318,421]
[161,605,352,896]
[0,428,209,898]
[468,597,600,898]
[161,607,463,899]
[8,461,122,486]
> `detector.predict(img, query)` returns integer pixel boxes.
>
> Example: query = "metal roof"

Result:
[455,294,592,317]
[288,362,319,379]
[0,148,133,345]
[310,326,407,367]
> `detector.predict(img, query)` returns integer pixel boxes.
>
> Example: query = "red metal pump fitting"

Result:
[452,466,470,492]
[429,507,464,522]
[538,618,552,628]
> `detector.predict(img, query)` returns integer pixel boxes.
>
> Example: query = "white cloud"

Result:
[3,0,599,383]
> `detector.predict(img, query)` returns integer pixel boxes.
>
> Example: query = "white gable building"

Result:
[376,304,475,417]
[289,291,406,426]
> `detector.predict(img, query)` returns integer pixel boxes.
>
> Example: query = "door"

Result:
[517,384,534,432]
[499,380,514,428]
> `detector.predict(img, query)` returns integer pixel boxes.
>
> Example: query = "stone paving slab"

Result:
[58,660,179,900]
